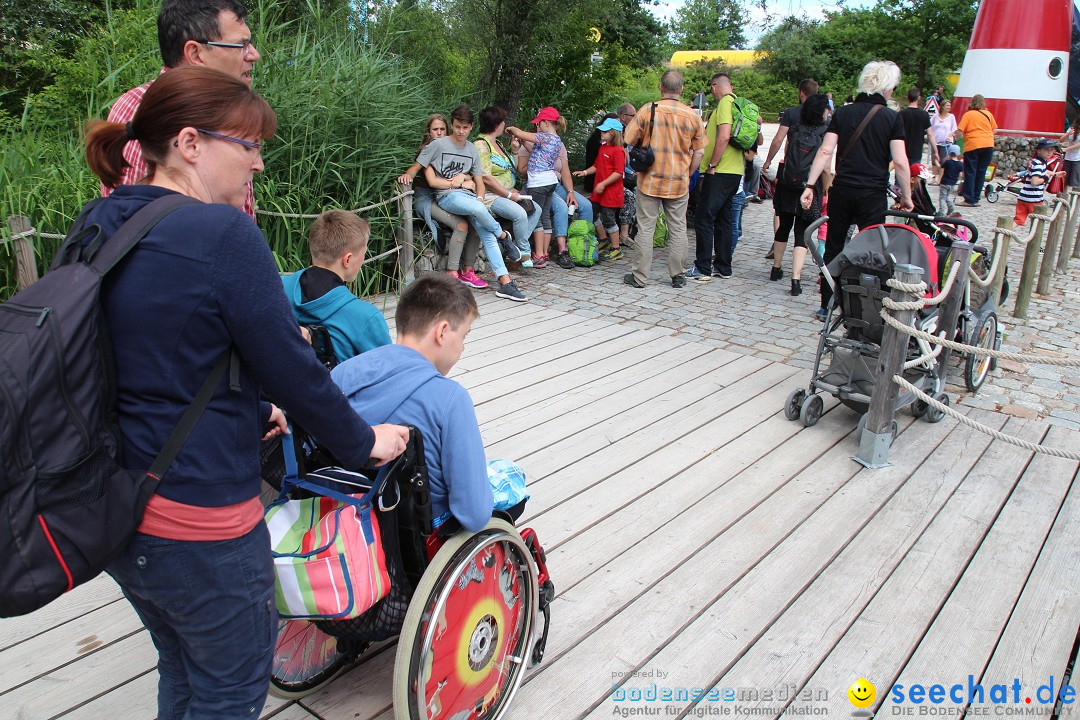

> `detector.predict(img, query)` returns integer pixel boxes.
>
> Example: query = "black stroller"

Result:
[785,211,989,433]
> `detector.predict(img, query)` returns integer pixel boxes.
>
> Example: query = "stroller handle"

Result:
[802,216,836,295]
[885,210,979,242]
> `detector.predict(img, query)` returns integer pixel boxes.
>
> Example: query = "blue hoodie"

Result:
[331,344,494,532]
[280,269,391,364]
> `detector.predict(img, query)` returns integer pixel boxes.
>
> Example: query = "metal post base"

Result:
[854,428,893,469]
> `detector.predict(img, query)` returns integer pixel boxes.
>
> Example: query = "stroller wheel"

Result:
[984,185,999,203]
[926,392,950,423]
[964,311,998,392]
[799,394,824,427]
[911,399,929,418]
[785,388,807,421]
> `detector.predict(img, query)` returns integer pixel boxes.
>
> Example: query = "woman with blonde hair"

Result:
[955,93,998,206]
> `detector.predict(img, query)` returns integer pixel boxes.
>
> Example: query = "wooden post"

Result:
[989,216,1012,306]
[395,191,415,288]
[6,216,39,291]
[1014,204,1049,319]
[855,263,923,469]
[1058,189,1080,273]
[1037,194,1065,295]
[934,241,973,377]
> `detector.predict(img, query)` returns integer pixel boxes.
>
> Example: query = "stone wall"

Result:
[992,136,1053,175]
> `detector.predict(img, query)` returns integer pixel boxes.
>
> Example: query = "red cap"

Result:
[531,106,561,124]
[910,163,929,179]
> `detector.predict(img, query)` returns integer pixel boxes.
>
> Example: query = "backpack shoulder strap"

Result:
[89,193,202,275]
[838,104,883,164]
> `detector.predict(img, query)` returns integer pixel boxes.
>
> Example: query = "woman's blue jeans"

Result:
[489,195,539,255]
[107,522,277,720]
[437,190,509,277]
[552,186,593,237]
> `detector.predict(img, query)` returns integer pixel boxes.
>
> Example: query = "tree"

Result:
[669,0,747,51]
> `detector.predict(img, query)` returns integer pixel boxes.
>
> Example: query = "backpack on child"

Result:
[0,194,229,617]
[566,219,599,267]
[725,95,761,152]
[781,122,828,190]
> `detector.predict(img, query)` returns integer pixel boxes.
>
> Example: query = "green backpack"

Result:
[566,219,598,267]
[725,94,760,151]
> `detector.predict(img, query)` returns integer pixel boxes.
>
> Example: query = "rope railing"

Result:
[2,228,66,242]
[254,189,414,219]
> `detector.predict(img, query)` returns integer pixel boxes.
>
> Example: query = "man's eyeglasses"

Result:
[197,128,261,151]
[198,39,255,52]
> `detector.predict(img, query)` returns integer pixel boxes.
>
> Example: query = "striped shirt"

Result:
[624,98,706,199]
[103,69,256,220]
[1018,156,1048,204]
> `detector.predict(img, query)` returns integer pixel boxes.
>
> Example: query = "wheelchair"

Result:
[260,425,554,719]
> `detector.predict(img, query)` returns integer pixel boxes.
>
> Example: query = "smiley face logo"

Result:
[848,679,876,708]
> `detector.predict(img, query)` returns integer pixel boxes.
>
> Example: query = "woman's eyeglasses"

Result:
[197,129,261,151]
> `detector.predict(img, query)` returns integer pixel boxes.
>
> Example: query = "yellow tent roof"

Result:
[669,50,764,67]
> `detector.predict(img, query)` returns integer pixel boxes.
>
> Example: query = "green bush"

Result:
[0,2,437,300]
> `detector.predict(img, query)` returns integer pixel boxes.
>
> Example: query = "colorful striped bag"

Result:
[264,438,390,620]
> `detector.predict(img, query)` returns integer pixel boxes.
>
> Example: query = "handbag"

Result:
[628,103,657,173]
[264,436,391,621]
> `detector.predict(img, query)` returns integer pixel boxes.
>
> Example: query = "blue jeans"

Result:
[489,195,539,255]
[553,186,593,237]
[107,523,277,720]
[694,172,741,276]
[437,190,508,277]
[731,190,747,252]
[961,146,994,204]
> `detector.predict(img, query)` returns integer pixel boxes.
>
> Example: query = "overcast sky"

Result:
[648,0,878,45]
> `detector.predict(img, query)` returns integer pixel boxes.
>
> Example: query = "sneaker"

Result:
[531,254,548,268]
[770,266,783,281]
[672,274,686,288]
[790,279,802,296]
[685,267,712,282]
[521,255,534,269]
[814,308,827,322]
[601,247,623,261]
[623,273,646,288]
[556,251,574,269]
[498,231,521,262]
[458,268,488,289]
[495,280,528,302]
[598,239,612,253]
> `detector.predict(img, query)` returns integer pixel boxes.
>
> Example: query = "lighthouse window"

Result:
[1049,57,1064,78]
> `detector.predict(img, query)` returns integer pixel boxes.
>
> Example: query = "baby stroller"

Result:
[984,148,1064,203]
[784,213,982,432]
[260,425,554,719]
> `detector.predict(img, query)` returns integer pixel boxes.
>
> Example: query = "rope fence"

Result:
[254,189,413,220]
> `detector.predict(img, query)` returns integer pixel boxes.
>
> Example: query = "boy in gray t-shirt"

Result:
[417,136,484,200]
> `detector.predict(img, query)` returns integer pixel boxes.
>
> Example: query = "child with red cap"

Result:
[507,107,569,265]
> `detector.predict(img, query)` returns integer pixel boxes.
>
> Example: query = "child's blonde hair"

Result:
[820,169,834,195]
[309,210,370,266]
[607,129,624,147]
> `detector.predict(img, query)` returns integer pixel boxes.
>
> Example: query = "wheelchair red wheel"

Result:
[269,619,353,698]
[394,519,537,720]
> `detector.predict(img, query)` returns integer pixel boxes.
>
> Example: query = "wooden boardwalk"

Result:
[2,294,1078,720]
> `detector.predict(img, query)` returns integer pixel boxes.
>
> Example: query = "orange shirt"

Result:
[625,98,706,199]
[957,109,998,151]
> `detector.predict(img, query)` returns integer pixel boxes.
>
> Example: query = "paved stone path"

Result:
[490,154,1080,430]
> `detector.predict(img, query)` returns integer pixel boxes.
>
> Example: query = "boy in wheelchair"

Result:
[331,272,528,533]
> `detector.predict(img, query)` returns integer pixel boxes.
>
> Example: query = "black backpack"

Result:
[0,193,229,617]
[781,122,828,190]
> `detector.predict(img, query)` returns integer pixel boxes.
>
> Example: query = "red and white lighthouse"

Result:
[952,0,1071,135]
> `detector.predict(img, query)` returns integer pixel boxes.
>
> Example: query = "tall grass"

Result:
[0,1,435,300]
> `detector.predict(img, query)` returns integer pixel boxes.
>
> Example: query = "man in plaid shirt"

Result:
[103,0,261,219]
[623,70,706,289]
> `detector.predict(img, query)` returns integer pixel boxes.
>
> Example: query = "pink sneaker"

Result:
[532,254,548,268]
[458,268,488,289]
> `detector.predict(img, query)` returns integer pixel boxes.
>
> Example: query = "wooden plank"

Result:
[475,335,714,427]
[785,417,1047,716]
[890,424,1079,714]
[710,410,1006,717]
[526,366,804,548]
[518,356,779,510]
[485,346,746,470]
[570,411,954,720]
[455,316,612,373]
[265,703,322,719]
[0,596,143,693]
[504,411,918,717]
[0,574,123,652]
[299,644,397,719]
[978,439,1080,691]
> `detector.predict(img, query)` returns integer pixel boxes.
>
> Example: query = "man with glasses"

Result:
[103,0,261,218]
